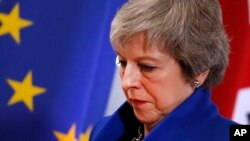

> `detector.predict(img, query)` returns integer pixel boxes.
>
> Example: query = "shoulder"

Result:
[200,116,238,141]
[178,116,238,141]
[212,116,238,132]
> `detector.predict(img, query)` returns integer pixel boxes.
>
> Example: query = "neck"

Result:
[143,124,154,136]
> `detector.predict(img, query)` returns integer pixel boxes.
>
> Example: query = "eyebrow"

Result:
[116,52,161,62]
[116,52,124,59]
[135,56,160,62]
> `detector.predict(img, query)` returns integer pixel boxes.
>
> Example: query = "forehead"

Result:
[116,33,164,53]
[115,34,172,61]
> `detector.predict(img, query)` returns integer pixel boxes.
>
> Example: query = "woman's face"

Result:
[115,34,194,129]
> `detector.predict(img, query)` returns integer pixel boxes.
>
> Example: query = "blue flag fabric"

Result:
[0,0,126,140]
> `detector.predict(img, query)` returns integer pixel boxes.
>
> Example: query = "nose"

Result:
[120,64,141,90]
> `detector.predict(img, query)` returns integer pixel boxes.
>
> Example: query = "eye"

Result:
[116,58,127,68]
[138,64,157,72]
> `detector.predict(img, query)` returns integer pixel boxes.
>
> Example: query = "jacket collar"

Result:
[100,87,219,140]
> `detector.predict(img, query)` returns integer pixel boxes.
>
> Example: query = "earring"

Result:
[192,80,200,88]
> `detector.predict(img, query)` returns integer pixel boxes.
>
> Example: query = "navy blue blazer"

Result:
[90,88,237,141]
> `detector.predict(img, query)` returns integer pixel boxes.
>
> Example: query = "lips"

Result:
[129,99,147,108]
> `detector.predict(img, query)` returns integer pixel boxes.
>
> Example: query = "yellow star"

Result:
[0,3,33,44]
[7,71,46,111]
[54,124,78,141]
[80,127,92,141]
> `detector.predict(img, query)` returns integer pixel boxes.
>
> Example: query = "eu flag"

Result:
[0,0,126,140]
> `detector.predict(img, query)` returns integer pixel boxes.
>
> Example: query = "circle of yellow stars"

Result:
[1,3,92,141]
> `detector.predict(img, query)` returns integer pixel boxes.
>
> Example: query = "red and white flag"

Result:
[212,0,250,125]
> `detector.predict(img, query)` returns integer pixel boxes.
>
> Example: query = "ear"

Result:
[195,69,210,86]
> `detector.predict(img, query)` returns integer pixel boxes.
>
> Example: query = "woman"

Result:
[90,0,237,140]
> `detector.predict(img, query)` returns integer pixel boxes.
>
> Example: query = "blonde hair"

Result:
[110,0,230,89]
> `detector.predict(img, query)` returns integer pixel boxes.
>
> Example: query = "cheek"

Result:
[150,85,171,107]
[146,78,182,111]
[151,77,193,114]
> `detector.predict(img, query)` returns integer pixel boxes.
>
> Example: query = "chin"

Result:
[134,110,160,126]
